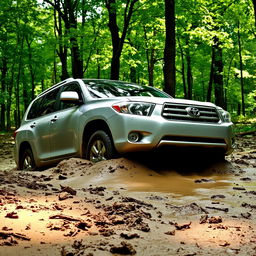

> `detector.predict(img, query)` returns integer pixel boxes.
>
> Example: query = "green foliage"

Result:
[1,0,256,130]
[233,116,256,134]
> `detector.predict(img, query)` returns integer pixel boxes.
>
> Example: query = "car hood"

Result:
[124,96,217,108]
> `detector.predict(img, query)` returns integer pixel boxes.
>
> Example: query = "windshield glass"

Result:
[83,79,171,98]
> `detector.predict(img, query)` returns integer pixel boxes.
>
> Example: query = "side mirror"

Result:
[60,91,80,102]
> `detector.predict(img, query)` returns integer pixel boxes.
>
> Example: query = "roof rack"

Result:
[37,78,75,97]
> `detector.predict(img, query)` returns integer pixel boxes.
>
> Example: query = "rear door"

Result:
[27,87,61,161]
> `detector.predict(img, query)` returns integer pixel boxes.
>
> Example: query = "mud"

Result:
[0,132,255,255]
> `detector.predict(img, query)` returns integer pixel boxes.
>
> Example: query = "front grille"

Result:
[162,103,220,123]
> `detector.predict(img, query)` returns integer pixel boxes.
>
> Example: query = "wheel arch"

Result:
[82,119,115,158]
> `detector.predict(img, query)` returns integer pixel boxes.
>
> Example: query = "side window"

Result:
[60,83,83,110]
[38,88,61,116]
[27,97,43,120]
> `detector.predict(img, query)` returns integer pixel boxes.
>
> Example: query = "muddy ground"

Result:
[0,133,255,256]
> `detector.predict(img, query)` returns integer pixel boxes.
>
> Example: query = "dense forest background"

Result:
[0,0,256,130]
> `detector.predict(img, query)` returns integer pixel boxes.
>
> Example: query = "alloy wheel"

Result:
[89,139,107,163]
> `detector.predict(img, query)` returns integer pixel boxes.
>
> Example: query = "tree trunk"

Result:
[105,0,138,80]
[22,69,29,111]
[65,0,83,78]
[213,43,224,108]
[26,36,36,100]
[106,0,121,80]
[54,5,69,80]
[1,56,7,131]
[144,26,156,87]
[207,46,215,102]
[185,39,193,99]
[6,64,15,131]
[44,0,82,79]
[96,49,101,79]
[163,0,176,97]
[237,20,245,115]
[146,48,155,87]
[41,80,45,91]
[15,36,24,128]
[252,0,256,27]
[177,36,187,98]
[130,67,136,83]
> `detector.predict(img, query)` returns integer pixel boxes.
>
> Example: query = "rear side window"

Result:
[27,87,60,119]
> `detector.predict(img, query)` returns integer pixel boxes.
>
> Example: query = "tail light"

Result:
[13,130,18,140]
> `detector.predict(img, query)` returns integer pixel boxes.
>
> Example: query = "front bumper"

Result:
[108,110,234,155]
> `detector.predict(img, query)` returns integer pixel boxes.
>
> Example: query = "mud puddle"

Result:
[61,156,242,198]
[93,165,233,196]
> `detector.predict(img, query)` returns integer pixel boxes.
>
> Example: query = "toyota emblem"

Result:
[186,107,200,117]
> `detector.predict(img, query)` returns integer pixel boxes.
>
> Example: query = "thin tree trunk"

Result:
[6,63,15,131]
[26,36,36,100]
[163,0,176,96]
[16,36,24,128]
[207,46,215,102]
[130,67,136,83]
[148,50,155,87]
[22,69,29,110]
[96,49,101,79]
[144,26,156,87]
[185,39,193,100]
[1,56,7,131]
[177,36,187,98]
[237,20,245,115]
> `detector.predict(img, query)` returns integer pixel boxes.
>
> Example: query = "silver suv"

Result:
[14,78,234,170]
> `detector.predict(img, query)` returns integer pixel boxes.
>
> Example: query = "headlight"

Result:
[217,107,232,123]
[112,102,155,116]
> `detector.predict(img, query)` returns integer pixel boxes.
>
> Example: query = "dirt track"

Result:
[0,133,255,255]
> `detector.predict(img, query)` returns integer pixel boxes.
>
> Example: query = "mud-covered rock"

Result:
[110,242,136,255]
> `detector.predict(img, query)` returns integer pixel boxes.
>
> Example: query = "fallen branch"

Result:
[0,232,31,241]
[206,206,229,212]
[49,214,81,222]
[236,130,256,136]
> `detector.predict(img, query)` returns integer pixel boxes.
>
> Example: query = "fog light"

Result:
[128,132,140,142]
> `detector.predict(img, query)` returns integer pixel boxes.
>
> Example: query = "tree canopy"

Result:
[0,0,256,130]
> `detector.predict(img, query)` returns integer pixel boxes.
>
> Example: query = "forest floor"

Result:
[0,133,255,256]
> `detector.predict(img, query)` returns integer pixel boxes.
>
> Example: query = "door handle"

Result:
[30,122,36,128]
[51,116,58,123]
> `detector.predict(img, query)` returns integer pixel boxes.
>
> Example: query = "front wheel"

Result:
[20,148,36,171]
[86,130,115,163]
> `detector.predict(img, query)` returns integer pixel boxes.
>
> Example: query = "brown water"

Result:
[92,159,236,196]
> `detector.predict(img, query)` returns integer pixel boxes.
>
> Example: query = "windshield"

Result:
[83,79,171,98]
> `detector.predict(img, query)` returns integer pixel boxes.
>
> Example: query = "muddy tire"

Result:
[86,130,115,163]
[20,148,36,171]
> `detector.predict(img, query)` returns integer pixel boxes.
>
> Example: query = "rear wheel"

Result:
[86,130,115,163]
[20,148,36,171]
